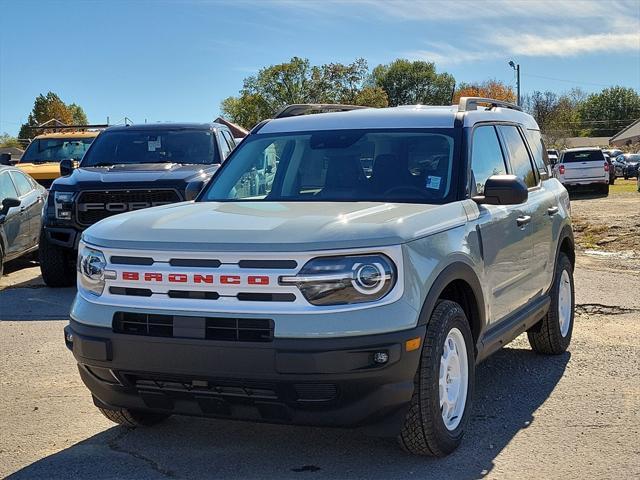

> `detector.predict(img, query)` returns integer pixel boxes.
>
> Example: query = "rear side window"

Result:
[0,172,18,202]
[497,125,537,188]
[470,126,507,195]
[525,129,549,179]
[562,150,605,163]
[10,171,34,196]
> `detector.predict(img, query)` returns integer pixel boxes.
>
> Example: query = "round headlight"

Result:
[281,254,396,306]
[78,245,107,295]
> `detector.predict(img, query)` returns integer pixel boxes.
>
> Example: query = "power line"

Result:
[521,73,614,88]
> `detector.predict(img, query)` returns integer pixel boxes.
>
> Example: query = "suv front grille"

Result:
[76,189,181,225]
[113,312,274,342]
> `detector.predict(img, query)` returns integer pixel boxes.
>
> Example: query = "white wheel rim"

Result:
[439,327,469,431]
[558,269,572,337]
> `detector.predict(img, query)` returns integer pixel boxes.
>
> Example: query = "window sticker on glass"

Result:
[148,136,161,151]
[426,175,441,189]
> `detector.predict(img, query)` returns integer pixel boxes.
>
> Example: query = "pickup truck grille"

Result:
[113,312,274,342]
[76,189,181,225]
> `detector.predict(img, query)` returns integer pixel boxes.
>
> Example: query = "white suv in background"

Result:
[554,148,609,195]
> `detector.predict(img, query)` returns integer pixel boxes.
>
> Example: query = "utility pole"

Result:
[509,60,520,106]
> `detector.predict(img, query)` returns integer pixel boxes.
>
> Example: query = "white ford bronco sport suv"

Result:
[65,98,575,456]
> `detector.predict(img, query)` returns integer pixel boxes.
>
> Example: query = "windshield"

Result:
[20,137,94,163]
[200,129,457,204]
[81,129,220,167]
[562,150,605,163]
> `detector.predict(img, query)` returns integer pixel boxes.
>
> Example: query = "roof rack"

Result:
[274,103,369,119]
[28,124,109,130]
[458,97,522,112]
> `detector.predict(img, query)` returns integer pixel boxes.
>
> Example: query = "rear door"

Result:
[561,150,606,182]
[0,171,25,255]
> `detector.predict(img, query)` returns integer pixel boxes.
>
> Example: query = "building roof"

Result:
[610,118,640,143]
[214,117,249,138]
[258,104,538,134]
[559,137,611,148]
[0,147,24,157]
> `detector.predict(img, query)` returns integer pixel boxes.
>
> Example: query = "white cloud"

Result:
[493,32,640,57]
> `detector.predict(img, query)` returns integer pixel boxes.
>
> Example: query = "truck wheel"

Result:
[528,253,574,355]
[398,300,474,457]
[602,184,610,195]
[97,406,170,428]
[39,229,75,287]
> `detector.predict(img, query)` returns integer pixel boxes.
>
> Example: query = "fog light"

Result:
[373,351,389,364]
[65,331,73,343]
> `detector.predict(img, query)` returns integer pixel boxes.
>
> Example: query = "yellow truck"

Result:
[17,130,99,187]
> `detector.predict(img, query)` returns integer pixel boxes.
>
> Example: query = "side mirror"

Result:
[472,175,528,205]
[1,197,21,217]
[60,159,75,177]
[0,153,11,166]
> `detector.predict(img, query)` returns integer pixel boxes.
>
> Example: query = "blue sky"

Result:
[1,0,639,136]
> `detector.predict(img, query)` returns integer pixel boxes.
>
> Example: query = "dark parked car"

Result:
[617,153,640,179]
[40,122,235,287]
[0,166,47,277]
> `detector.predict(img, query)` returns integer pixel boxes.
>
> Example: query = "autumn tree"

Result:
[371,59,455,106]
[453,79,515,104]
[221,57,388,129]
[18,92,88,139]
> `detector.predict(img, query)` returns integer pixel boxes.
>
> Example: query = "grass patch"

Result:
[611,179,639,194]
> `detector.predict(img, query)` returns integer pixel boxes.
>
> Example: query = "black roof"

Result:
[104,122,224,132]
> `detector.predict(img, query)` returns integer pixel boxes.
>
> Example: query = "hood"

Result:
[83,201,468,252]
[52,163,218,189]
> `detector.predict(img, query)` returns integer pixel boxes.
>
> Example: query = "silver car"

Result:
[65,98,575,457]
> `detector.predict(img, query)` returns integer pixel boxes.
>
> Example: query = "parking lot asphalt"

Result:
[1,193,639,479]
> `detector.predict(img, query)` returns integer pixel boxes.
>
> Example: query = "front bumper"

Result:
[65,320,425,433]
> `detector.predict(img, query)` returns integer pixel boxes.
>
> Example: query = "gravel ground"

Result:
[1,186,639,479]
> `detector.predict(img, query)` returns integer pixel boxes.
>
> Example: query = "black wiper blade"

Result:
[88,162,118,167]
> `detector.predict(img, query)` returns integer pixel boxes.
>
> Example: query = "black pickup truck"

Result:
[40,122,237,286]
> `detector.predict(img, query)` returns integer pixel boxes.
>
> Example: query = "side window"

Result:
[525,129,549,179]
[10,171,34,196]
[222,130,236,150]
[497,125,537,188]
[218,131,231,160]
[0,172,19,202]
[470,126,507,195]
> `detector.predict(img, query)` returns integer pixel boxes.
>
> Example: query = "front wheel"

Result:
[39,229,76,287]
[527,252,574,354]
[398,300,474,456]
[97,405,170,428]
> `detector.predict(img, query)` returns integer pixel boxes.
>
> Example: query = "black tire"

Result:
[610,176,615,185]
[38,229,75,287]
[602,184,609,195]
[97,406,170,428]
[527,252,574,355]
[624,175,629,180]
[398,300,475,457]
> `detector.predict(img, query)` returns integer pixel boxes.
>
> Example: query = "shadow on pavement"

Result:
[8,347,570,479]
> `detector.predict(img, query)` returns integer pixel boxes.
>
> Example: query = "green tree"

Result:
[221,57,389,129]
[371,59,455,106]
[0,133,22,148]
[578,86,640,137]
[68,103,88,125]
[18,92,87,139]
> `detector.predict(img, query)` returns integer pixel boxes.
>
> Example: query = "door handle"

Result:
[547,206,559,216]
[516,215,531,227]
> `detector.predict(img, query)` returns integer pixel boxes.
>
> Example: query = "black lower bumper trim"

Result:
[68,319,425,433]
